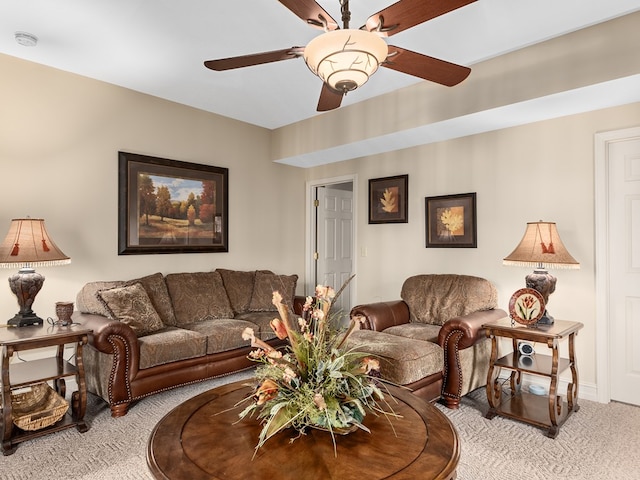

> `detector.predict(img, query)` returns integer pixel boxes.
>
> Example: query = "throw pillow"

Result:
[97,283,165,337]
[125,272,177,326]
[248,272,298,312]
[165,271,234,326]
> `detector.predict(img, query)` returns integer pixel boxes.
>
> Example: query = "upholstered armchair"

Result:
[349,274,507,408]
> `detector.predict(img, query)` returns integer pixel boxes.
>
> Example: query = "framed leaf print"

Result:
[425,192,477,248]
[368,175,408,224]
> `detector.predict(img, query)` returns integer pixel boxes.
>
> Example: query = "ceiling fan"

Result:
[204,0,475,112]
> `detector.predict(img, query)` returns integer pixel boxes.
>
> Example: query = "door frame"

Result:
[305,174,358,304]
[594,126,640,403]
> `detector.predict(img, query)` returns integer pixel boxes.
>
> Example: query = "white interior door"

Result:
[316,185,353,321]
[608,135,640,406]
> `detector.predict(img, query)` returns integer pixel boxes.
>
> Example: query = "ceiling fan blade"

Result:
[383,46,471,86]
[278,0,339,30]
[204,47,305,71]
[362,0,476,37]
[317,83,343,111]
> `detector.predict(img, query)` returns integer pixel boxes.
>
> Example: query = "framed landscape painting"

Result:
[425,192,477,248]
[368,174,409,224]
[118,152,228,255]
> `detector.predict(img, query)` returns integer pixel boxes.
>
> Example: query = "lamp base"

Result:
[7,267,45,327]
[525,269,557,326]
[8,312,43,327]
[537,310,555,326]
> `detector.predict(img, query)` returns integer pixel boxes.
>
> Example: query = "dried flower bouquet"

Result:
[237,276,396,453]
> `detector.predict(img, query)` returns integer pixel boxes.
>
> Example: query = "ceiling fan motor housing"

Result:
[304,29,388,93]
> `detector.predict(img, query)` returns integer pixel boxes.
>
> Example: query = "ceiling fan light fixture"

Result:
[304,29,387,93]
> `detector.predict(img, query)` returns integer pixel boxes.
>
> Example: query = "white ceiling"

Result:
[1,0,640,132]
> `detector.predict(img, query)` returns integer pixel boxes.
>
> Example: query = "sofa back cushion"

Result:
[165,271,234,325]
[217,269,273,314]
[76,280,124,316]
[401,274,498,326]
[248,271,298,312]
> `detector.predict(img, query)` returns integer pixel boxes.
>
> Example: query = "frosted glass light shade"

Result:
[304,29,388,93]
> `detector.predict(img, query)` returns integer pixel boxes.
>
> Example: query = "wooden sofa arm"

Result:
[350,301,410,331]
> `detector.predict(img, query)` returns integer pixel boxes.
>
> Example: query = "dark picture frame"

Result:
[368,174,409,224]
[118,151,229,255]
[425,192,477,248]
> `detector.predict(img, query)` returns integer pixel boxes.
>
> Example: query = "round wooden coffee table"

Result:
[147,380,459,479]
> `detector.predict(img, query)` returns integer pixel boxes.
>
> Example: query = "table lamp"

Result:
[0,218,71,327]
[503,221,579,325]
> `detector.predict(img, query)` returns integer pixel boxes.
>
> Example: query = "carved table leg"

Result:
[485,334,500,419]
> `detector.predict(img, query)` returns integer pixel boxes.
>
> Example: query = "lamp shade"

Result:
[0,218,70,268]
[304,29,388,93]
[503,221,579,270]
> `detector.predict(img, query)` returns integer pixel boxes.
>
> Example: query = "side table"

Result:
[483,317,583,438]
[1,323,92,455]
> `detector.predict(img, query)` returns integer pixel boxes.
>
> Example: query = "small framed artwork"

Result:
[118,151,229,255]
[368,174,409,224]
[425,192,477,248]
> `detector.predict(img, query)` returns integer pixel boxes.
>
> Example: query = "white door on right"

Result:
[609,135,640,406]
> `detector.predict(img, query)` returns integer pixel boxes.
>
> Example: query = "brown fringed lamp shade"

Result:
[0,218,70,326]
[504,221,579,325]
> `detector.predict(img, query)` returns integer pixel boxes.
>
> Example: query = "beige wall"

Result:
[0,54,306,323]
[2,37,640,399]
[305,102,640,396]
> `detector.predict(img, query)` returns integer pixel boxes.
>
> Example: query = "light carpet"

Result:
[2,371,639,480]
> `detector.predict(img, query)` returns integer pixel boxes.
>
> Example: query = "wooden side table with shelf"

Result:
[1,324,92,455]
[483,317,583,438]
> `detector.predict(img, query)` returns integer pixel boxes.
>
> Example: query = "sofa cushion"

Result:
[216,269,256,314]
[248,271,298,312]
[182,319,261,354]
[235,311,279,341]
[138,327,207,369]
[346,329,444,385]
[125,272,177,327]
[76,280,124,316]
[165,271,234,326]
[401,274,498,326]
[383,323,441,343]
[97,283,165,337]
[216,269,274,314]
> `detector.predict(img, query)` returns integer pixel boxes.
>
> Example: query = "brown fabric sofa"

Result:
[349,274,507,409]
[73,269,301,417]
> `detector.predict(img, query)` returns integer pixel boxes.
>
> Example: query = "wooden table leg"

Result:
[73,337,89,432]
[546,338,560,438]
[485,334,500,419]
[567,332,580,413]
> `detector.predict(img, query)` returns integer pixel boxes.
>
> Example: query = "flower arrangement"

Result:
[238,277,393,453]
